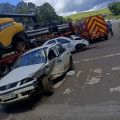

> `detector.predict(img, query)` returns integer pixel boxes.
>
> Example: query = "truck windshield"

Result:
[15,48,47,67]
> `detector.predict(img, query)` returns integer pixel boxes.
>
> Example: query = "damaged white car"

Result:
[43,37,89,52]
[0,43,73,104]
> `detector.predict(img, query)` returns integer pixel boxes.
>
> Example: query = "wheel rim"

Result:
[17,42,26,51]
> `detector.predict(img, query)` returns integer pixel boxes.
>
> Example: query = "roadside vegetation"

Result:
[65,8,120,21]
[0,2,64,26]
[65,2,120,22]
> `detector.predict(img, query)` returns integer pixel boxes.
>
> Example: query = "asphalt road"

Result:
[0,20,120,120]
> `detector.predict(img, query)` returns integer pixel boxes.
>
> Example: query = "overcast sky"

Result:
[23,0,119,16]
[0,0,119,16]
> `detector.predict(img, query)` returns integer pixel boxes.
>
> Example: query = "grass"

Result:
[65,8,120,21]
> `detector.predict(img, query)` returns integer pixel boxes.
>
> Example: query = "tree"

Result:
[0,3,16,13]
[108,2,120,15]
[0,2,64,27]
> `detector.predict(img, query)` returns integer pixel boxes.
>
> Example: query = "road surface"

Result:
[0,20,120,120]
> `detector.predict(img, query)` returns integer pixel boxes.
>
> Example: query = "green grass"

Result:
[65,8,120,21]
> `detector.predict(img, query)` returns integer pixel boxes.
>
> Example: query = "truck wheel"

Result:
[42,76,54,96]
[0,63,10,76]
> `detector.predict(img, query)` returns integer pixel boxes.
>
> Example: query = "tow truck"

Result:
[0,14,75,76]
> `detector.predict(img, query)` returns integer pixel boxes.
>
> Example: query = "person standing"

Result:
[107,20,114,36]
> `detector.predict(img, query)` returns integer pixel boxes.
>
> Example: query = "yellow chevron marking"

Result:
[87,16,105,29]
[89,22,107,35]
[89,21,97,34]
[99,28,106,33]
[92,26,98,36]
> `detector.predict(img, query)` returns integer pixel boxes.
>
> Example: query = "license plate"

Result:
[2,92,16,100]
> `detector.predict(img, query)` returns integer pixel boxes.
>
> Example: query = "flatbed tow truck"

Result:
[0,14,74,77]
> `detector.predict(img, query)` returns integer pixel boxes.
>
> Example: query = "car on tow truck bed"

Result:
[43,37,89,52]
[0,43,73,104]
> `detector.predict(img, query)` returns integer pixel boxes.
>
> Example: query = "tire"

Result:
[42,76,54,96]
[75,44,84,52]
[104,35,108,40]
[69,57,74,70]
[0,63,10,76]
[12,33,29,51]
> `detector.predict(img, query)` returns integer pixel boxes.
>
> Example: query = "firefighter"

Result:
[107,20,114,36]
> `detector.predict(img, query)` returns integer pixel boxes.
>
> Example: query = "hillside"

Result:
[65,8,120,21]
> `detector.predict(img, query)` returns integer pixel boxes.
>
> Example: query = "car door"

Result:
[55,44,70,72]
[48,46,63,77]
[47,48,57,75]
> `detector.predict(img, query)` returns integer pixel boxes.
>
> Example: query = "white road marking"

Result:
[73,61,80,64]
[63,88,74,95]
[74,52,120,63]
[110,86,120,92]
[76,71,83,78]
[112,66,120,71]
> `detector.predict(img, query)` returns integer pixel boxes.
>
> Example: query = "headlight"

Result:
[20,78,34,85]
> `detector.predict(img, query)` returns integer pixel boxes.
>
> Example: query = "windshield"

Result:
[15,49,47,67]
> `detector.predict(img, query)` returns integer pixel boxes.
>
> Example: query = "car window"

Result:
[15,49,47,67]
[0,22,13,31]
[48,49,57,61]
[56,44,66,55]
[57,38,70,44]
[74,38,80,40]
[47,40,56,45]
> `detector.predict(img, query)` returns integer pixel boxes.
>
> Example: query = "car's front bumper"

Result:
[0,85,36,104]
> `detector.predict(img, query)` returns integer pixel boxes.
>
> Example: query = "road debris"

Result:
[93,68,103,74]
[85,76,103,85]
[66,70,75,76]
[63,88,74,95]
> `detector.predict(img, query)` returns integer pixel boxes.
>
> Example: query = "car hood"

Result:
[0,63,44,86]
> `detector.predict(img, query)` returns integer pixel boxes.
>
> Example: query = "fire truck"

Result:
[74,15,109,42]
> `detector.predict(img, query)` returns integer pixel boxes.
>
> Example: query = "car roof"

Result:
[23,43,59,56]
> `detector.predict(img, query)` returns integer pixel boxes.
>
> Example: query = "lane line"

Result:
[73,61,80,64]
[74,52,120,63]
[112,66,120,71]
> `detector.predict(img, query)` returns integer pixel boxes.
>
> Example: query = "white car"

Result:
[43,37,89,52]
[0,43,73,104]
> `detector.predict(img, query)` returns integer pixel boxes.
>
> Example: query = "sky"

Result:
[0,0,119,16]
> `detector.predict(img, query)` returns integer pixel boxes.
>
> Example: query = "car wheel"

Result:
[69,57,74,70]
[0,63,10,76]
[42,76,54,96]
[75,44,84,52]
